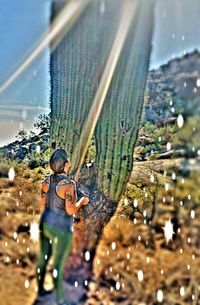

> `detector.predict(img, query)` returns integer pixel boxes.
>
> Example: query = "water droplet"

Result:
[53,269,58,278]
[85,251,90,262]
[137,270,143,282]
[177,114,184,128]
[13,232,18,240]
[165,183,170,191]
[133,199,138,208]
[157,289,164,302]
[150,175,154,182]
[36,145,40,154]
[166,142,171,151]
[22,109,27,120]
[29,222,39,242]
[197,78,200,88]
[8,167,15,181]
[111,242,116,250]
[124,198,128,205]
[191,210,195,219]
[116,282,120,290]
[100,1,105,14]
[24,280,29,289]
[172,173,176,180]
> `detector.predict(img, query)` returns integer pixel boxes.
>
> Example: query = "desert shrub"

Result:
[0,158,20,177]
[34,113,50,133]
[27,148,51,169]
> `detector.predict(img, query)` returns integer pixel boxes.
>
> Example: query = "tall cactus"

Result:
[49,0,155,296]
[95,0,154,200]
[50,0,154,202]
[50,0,124,159]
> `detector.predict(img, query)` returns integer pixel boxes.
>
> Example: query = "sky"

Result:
[0,0,200,146]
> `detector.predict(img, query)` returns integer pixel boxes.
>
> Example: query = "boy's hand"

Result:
[81,197,90,206]
[75,197,90,207]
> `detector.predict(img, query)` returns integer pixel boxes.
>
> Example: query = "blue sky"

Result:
[0,0,200,146]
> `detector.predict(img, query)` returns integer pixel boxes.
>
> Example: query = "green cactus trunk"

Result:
[50,0,123,161]
[50,0,154,201]
[95,0,154,200]
[49,0,155,300]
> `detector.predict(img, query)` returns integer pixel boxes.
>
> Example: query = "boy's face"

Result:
[64,160,71,173]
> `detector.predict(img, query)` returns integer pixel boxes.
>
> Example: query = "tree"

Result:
[34,113,50,133]
[16,129,28,141]
[50,0,155,301]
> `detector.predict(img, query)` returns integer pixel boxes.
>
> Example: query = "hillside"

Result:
[1,51,200,165]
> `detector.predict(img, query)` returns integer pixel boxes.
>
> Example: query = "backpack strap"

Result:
[70,179,78,203]
[57,177,72,187]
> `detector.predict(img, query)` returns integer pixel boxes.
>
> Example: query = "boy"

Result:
[35,149,89,305]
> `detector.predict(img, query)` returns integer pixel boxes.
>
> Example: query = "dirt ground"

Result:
[0,159,200,305]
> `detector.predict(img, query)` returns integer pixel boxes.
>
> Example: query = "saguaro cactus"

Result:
[50,0,124,158]
[49,0,155,298]
[95,0,154,201]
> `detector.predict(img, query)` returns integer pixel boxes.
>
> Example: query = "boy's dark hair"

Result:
[50,149,68,174]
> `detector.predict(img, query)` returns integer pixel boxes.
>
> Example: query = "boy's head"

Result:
[50,148,70,174]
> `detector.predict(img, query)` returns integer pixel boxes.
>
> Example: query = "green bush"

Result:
[0,158,20,177]
[26,148,51,169]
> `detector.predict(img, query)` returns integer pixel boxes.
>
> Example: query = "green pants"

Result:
[36,222,72,302]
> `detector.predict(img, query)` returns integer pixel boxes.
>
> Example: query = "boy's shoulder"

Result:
[57,176,75,187]
[43,175,51,184]
[42,175,76,188]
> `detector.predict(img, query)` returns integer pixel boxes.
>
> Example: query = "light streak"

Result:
[73,0,138,180]
[0,0,90,94]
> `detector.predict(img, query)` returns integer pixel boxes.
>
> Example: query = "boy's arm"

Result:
[65,183,89,215]
[57,180,89,215]
[40,182,48,212]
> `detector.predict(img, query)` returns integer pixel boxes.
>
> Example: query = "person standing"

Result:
[34,149,89,305]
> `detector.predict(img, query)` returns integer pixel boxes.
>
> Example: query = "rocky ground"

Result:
[0,156,200,305]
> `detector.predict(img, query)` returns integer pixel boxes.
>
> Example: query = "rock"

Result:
[28,160,41,170]
[138,136,153,146]
[16,146,29,160]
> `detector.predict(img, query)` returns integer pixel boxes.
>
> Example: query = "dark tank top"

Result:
[39,174,73,233]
